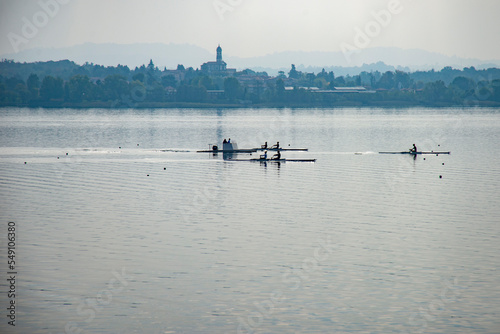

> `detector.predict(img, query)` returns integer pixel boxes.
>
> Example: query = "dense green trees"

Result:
[1,59,500,107]
[27,73,40,99]
[161,75,176,88]
[176,84,207,102]
[66,75,93,102]
[103,75,129,101]
[223,77,240,101]
[40,75,64,101]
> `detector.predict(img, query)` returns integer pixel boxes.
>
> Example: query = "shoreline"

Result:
[2,100,500,109]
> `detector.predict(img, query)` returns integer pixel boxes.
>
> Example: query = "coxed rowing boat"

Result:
[379,151,450,155]
[197,140,308,153]
[197,148,257,153]
[227,158,316,163]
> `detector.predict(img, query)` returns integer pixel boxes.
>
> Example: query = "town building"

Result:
[284,86,375,94]
[201,45,236,76]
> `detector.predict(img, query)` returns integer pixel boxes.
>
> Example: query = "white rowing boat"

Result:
[379,151,450,155]
[227,158,316,162]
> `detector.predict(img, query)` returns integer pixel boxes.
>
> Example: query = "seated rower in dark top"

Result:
[261,141,268,149]
[223,139,227,144]
[410,144,417,153]
[271,150,281,160]
[270,141,280,149]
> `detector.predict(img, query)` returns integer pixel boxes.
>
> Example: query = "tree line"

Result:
[1,59,500,107]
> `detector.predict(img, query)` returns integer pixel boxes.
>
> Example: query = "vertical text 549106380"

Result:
[6,222,17,327]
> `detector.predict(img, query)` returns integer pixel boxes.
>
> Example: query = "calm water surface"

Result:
[0,107,499,333]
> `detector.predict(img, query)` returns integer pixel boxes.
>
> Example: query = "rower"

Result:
[271,150,281,160]
[260,151,268,159]
[223,139,227,144]
[271,141,280,149]
[410,144,417,153]
[261,141,268,149]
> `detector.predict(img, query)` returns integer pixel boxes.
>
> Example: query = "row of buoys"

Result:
[23,146,146,165]
[440,152,444,178]
[55,152,69,159]
[117,144,141,148]
[420,148,446,179]
[24,151,69,164]
[438,144,443,179]
[147,167,169,177]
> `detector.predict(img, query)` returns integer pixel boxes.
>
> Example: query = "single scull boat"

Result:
[379,151,450,155]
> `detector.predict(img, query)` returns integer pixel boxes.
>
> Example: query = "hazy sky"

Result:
[1,0,500,60]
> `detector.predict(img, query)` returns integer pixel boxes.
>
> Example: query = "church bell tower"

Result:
[216,45,222,63]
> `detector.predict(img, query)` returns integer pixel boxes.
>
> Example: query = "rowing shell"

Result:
[227,158,316,162]
[255,147,308,151]
[379,151,450,155]
[197,149,257,153]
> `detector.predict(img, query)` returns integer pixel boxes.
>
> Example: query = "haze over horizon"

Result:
[1,0,500,65]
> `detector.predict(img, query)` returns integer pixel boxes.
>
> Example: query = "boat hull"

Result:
[227,158,316,162]
[379,151,450,155]
[256,148,308,151]
[197,149,257,153]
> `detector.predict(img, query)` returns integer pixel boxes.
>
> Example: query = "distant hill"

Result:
[2,43,499,76]
[1,43,212,70]
[227,48,500,75]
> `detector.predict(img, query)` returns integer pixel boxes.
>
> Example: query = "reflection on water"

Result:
[0,107,499,333]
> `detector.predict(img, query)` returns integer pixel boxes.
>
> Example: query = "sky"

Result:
[1,0,500,61]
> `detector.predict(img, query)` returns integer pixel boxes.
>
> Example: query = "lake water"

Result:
[0,107,499,334]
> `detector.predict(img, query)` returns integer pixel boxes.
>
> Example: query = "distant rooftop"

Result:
[285,86,375,93]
